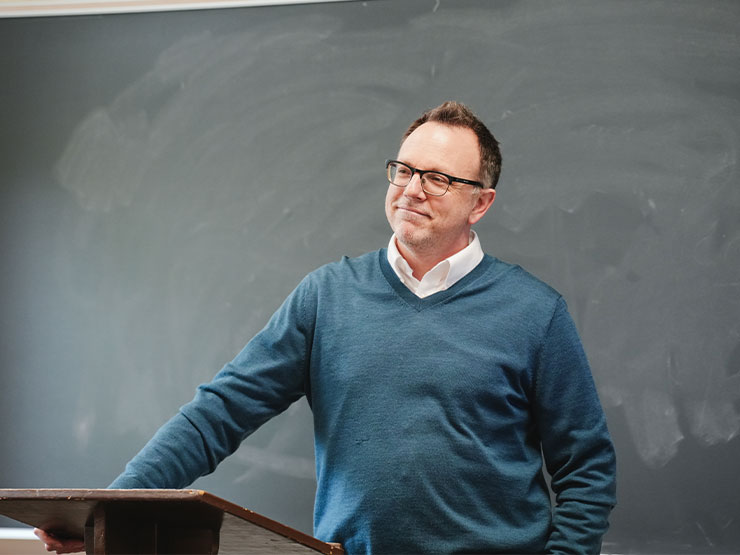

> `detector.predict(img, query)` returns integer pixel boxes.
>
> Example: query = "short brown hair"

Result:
[402,101,502,189]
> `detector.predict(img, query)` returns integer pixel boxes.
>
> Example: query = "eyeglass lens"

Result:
[387,161,450,196]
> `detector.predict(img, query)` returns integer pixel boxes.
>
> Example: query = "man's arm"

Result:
[36,277,315,554]
[534,297,617,554]
[111,276,315,489]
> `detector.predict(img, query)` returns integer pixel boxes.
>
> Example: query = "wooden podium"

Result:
[0,489,344,555]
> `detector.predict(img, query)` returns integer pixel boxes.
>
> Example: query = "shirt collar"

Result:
[386,232,484,298]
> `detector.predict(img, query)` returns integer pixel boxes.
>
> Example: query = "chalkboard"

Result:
[1,1,739,552]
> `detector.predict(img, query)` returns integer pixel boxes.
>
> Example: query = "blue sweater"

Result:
[111,250,616,554]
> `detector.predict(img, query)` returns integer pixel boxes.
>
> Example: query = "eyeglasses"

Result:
[385,159,484,197]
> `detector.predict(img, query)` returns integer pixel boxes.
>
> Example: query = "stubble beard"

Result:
[393,222,436,257]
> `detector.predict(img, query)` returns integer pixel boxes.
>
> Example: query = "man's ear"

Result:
[468,188,496,225]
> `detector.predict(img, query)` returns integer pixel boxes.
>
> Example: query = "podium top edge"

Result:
[0,488,205,497]
[0,488,214,503]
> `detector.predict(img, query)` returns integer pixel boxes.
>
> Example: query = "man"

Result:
[38,101,616,554]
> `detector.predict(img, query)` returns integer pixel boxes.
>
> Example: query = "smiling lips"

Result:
[396,204,430,218]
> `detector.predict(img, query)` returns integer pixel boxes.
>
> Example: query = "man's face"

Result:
[385,122,495,262]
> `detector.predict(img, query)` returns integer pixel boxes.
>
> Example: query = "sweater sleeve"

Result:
[109,276,315,489]
[533,297,617,554]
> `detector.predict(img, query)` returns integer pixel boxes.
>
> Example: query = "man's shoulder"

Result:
[483,255,563,304]
[304,249,383,285]
[477,256,569,337]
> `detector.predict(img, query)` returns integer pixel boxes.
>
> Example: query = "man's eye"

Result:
[428,174,448,185]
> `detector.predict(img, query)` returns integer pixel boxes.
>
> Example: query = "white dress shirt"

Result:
[386,231,484,298]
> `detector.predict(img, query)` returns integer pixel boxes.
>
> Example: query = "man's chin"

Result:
[395,230,432,254]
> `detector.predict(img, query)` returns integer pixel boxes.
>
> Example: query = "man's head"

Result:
[385,102,500,269]
[402,101,501,190]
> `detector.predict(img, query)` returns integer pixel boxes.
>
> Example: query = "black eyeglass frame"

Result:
[385,159,485,196]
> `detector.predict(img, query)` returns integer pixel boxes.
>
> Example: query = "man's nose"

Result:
[404,173,427,199]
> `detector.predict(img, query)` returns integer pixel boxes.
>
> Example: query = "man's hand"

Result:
[33,528,85,554]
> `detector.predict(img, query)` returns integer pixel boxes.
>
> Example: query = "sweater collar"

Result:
[379,248,495,312]
[386,231,484,299]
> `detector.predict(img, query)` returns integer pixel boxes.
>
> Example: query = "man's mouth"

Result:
[396,204,430,218]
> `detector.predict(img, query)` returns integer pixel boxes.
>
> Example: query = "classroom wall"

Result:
[1,1,739,552]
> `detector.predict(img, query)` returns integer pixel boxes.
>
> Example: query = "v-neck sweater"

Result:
[110,249,616,554]
[386,231,484,298]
